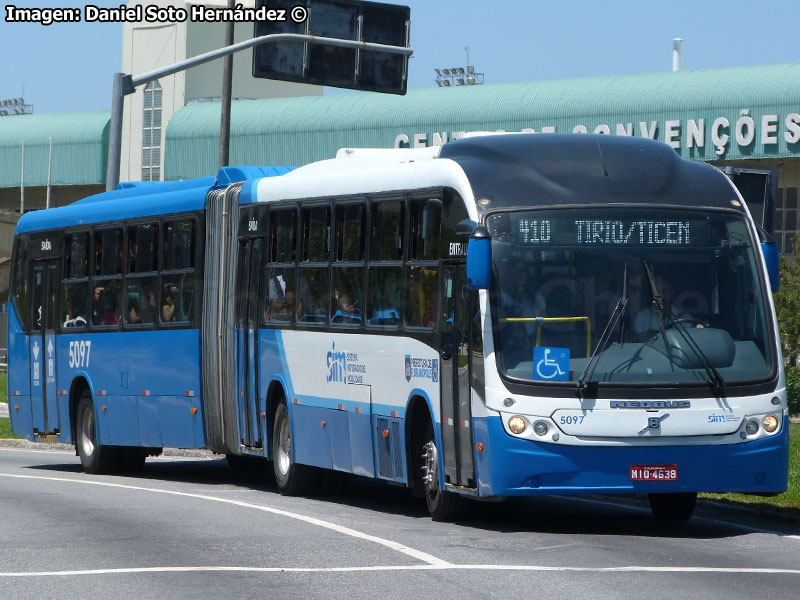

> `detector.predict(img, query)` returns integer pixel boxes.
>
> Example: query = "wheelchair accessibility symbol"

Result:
[533,347,570,381]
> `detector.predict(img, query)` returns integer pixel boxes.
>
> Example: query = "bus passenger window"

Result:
[367,267,401,327]
[405,265,437,328]
[331,267,363,326]
[409,199,441,261]
[264,268,295,323]
[12,237,29,329]
[62,282,88,328]
[163,221,194,270]
[335,203,365,262]
[302,205,330,263]
[160,274,192,323]
[95,229,123,276]
[91,279,121,326]
[65,232,89,278]
[298,268,328,324]
[125,276,157,325]
[270,209,296,263]
[371,200,404,261]
[128,224,159,273]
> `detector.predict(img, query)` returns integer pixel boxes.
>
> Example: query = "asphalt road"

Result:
[0,447,798,600]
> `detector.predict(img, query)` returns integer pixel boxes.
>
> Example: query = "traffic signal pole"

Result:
[105,33,414,191]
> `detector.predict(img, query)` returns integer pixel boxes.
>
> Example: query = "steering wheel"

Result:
[666,317,705,328]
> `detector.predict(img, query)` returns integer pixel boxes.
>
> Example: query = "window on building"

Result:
[776,186,798,254]
[142,80,162,182]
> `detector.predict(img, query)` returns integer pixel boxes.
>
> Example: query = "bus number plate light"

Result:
[630,465,678,481]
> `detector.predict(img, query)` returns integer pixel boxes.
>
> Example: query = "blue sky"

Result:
[2,0,798,114]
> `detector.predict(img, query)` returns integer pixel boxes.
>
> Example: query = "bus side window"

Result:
[332,203,365,327]
[405,265,437,329]
[62,283,88,328]
[128,223,159,273]
[12,237,29,330]
[163,220,194,270]
[65,232,89,278]
[408,198,441,261]
[264,207,297,325]
[95,228,123,276]
[370,200,404,261]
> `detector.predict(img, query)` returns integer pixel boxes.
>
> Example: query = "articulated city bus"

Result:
[8,134,789,522]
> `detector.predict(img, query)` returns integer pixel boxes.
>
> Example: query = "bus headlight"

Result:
[762,415,779,433]
[745,420,759,435]
[533,421,548,436]
[508,416,527,434]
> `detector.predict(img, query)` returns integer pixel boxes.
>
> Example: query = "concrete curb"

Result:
[0,437,218,459]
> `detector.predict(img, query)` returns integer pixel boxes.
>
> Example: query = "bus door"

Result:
[235,237,264,450]
[30,259,60,435]
[440,263,476,489]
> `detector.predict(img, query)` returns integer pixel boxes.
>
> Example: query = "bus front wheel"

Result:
[272,401,318,495]
[76,391,120,474]
[421,422,469,522]
[648,492,697,522]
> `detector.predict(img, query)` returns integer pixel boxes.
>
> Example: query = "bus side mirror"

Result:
[466,226,492,290]
[756,225,780,293]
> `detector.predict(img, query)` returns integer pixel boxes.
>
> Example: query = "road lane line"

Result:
[0,473,451,567]
[1,564,800,578]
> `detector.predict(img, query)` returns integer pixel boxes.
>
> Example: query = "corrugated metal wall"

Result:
[165,63,800,180]
[0,111,110,188]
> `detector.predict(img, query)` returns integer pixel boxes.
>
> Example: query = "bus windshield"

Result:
[487,208,775,388]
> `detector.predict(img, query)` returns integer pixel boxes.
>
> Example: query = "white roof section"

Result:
[253,148,478,220]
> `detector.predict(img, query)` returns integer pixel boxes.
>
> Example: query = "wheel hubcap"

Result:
[277,415,291,477]
[421,440,439,501]
[80,406,95,458]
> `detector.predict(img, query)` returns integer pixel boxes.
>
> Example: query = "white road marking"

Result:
[0,473,450,567]
[1,564,799,578]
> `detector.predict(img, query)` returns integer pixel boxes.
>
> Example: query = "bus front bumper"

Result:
[473,415,790,497]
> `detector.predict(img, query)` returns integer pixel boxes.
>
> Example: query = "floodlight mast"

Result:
[105,32,414,191]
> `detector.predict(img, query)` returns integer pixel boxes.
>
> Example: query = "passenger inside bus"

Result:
[634,275,707,340]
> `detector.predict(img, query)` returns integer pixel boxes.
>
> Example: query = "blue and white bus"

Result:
[8,134,789,522]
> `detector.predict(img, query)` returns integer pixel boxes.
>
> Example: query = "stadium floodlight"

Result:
[457,67,465,74]
[434,68,441,76]
[457,77,465,85]
[442,80,451,86]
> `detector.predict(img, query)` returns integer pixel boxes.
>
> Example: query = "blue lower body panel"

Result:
[474,415,790,497]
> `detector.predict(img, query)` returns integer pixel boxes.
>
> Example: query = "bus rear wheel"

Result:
[421,422,469,522]
[272,401,318,495]
[76,391,120,474]
[648,492,697,522]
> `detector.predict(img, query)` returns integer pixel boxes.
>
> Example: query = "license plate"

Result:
[630,464,678,481]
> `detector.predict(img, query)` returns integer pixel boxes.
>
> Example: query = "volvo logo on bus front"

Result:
[609,400,691,409]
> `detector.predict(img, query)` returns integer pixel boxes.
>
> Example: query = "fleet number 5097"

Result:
[68,341,91,368]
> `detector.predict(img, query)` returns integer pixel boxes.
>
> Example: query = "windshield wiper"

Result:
[578,263,628,395]
[643,261,724,391]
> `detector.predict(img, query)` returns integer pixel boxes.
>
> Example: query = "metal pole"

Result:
[106,34,413,191]
[46,137,53,209]
[19,140,24,214]
[218,1,235,169]
[106,72,126,192]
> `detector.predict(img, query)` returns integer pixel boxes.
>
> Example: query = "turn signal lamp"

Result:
[533,421,548,437]
[745,420,759,435]
[762,415,779,433]
[508,416,527,434]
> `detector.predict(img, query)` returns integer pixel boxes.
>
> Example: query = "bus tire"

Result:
[76,391,120,474]
[421,421,469,522]
[648,492,697,522]
[272,401,318,495]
